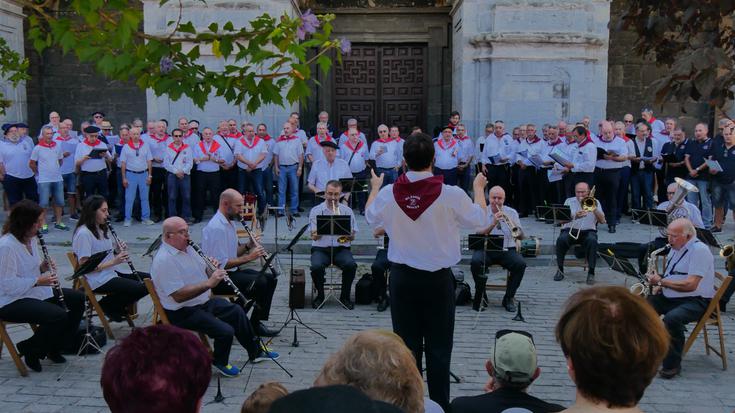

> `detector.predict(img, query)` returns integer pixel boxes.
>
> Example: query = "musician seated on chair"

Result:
[307,140,352,195]
[201,188,278,338]
[554,182,605,285]
[72,195,148,322]
[646,218,714,379]
[0,200,84,372]
[151,217,279,378]
[309,180,358,310]
[637,182,704,274]
[470,185,527,313]
[371,226,391,312]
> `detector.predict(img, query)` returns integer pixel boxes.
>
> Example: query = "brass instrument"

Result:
[631,243,670,296]
[332,200,351,244]
[660,177,698,236]
[106,219,142,281]
[569,186,597,240]
[720,244,735,272]
[493,208,523,248]
[37,232,69,312]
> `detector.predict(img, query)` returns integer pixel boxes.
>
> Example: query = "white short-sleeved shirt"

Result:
[201,211,239,269]
[273,136,304,165]
[74,139,110,172]
[434,139,460,170]
[234,136,268,170]
[193,139,225,173]
[214,135,239,167]
[30,142,63,183]
[663,238,715,299]
[305,136,337,164]
[365,171,488,271]
[592,135,629,169]
[142,135,170,168]
[482,205,523,249]
[309,201,358,248]
[54,134,79,175]
[307,159,353,193]
[0,234,53,308]
[163,143,193,175]
[119,140,152,172]
[456,136,474,163]
[260,135,275,170]
[561,197,604,231]
[151,241,210,311]
[0,138,35,179]
[339,140,369,173]
[657,201,704,229]
[338,131,368,148]
[370,139,403,169]
[72,226,120,290]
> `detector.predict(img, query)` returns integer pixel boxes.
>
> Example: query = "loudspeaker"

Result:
[289,269,305,309]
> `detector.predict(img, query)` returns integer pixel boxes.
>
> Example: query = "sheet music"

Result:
[705,159,723,172]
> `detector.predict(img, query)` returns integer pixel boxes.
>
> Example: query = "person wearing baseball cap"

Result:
[451,330,564,413]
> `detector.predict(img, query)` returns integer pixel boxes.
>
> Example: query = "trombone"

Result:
[569,186,597,240]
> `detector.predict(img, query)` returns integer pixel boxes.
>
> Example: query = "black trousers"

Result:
[637,237,667,274]
[648,294,709,369]
[0,288,84,356]
[655,168,667,204]
[371,249,390,298]
[310,246,357,298]
[433,167,458,186]
[80,170,108,200]
[556,229,597,274]
[220,167,238,191]
[166,297,259,366]
[350,168,369,213]
[572,172,594,190]
[149,167,168,219]
[470,247,527,299]
[390,263,454,411]
[562,173,574,199]
[193,170,221,220]
[93,272,149,319]
[548,179,565,206]
[593,168,621,225]
[517,167,545,216]
[485,164,511,204]
[509,164,520,208]
[2,175,39,206]
[212,269,277,323]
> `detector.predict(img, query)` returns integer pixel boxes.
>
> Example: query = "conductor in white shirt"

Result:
[366,132,488,411]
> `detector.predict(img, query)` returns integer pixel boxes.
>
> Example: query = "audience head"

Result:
[2,199,44,242]
[403,132,435,172]
[315,330,424,413]
[556,286,668,409]
[270,385,403,413]
[486,330,540,392]
[101,325,212,413]
[241,382,289,413]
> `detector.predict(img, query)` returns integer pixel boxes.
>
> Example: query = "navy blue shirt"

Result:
[685,138,713,178]
[709,140,735,184]
[662,139,689,180]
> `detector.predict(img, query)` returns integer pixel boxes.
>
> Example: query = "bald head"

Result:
[162,217,186,236]
[220,188,241,205]
[667,218,695,249]
[219,189,245,220]
[488,185,506,209]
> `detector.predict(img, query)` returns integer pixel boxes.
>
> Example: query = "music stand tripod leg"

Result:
[56,296,106,381]
[240,336,293,378]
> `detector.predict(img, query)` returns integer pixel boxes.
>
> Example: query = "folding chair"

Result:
[683,272,733,370]
[143,278,211,352]
[0,320,29,376]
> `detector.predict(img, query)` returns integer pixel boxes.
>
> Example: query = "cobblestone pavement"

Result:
[0,211,733,412]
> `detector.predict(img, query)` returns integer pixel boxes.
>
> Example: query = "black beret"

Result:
[84,125,101,134]
[319,140,339,149]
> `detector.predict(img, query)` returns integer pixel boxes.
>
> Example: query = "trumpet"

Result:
[569,186,597,240]
[37,232,69,312]
[106,219,142,281]
[720,244,735,272]
[493,209,523,247]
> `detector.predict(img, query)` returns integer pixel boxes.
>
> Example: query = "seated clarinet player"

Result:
[554,182,605,285]
[201,189,278,338]
[0,200,84,372]
[151,217,279,378]
[309,180,358,310]
[470,186,527,313]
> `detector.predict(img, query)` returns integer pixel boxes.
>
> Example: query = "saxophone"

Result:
[631,244,671,296]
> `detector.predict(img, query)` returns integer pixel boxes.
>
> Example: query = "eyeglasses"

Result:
[94,115,103,118]
[624,120,633,123]
[667,192,676,195]
[173,134,183,138]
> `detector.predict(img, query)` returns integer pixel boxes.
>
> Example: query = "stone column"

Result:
[0,0,27,123]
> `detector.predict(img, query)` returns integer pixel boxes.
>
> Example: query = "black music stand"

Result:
[696,228,722,249]
[468,234,504,251]
[631,208,667,242]
[597,249,640,278]
[314,215,352,310]
[537,205,571,267]
[142,234,163,258]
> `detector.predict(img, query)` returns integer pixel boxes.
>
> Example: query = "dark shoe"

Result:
[292,212,301,218]
[312,294,325,309]
[554,270,565,281]
[502,296,517,313]
[105,311,125,322]
[24,354,42,372]
[720,300,727,313]
[608,225,616,233]
[659,366,681,379]
[47,353,66,364]
[586,274,595,285]
[340,296,355,310]
[297,207,305,212]
[377,296,389,312]
[712,227,723,233]
[254,322,278,338]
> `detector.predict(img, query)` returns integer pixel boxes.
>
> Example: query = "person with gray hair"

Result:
[30,126,68,231]
[338,118,367,147]
[646,217,715,379]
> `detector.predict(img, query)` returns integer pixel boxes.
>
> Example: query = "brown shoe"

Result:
[659,366,681,379]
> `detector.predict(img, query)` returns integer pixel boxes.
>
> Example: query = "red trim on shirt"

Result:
[238,137,260,149]
[127,140,144,150]
[83,138,99,147]
[168,143,188,153]
[37,140,57,149]
[226,131,243,139]
[277,135,298,142]
[344,139,363,152]
[578,137,593,147]
[314,135,333,145]
[198,140,220,153]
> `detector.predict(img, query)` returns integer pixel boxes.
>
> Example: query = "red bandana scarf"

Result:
[277,135,298,142]
[168,143,188,153]
[314,135,332,145]
[83,138,99,147]
[38,140,57,149]
[127,140,144,150]
[392,174,444,221]
[199,140,221,153]
[437,139,457,150]
[344,139,363,152]
[238,136,259,149]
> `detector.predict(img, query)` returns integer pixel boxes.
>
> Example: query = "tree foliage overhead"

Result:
[0,0,349,116]
[620,0,735,109]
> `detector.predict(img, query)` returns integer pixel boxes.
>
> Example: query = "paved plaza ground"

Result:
[0,210,733,413]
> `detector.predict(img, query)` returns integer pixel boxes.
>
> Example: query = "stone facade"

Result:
[451,0,610,137]
[0,0,26,125]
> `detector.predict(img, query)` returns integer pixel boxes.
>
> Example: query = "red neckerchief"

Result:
[565,137,576,145]
[578,137,593,147]
[619,134,630,142]
[260,134,272,141]
[377,137,391,143]
[392,173,444,221]
[198,139,220,153]
[152,133,168,143]
[127,139,144,150]
[226,131,243,139]
[38,140,57,149]
[661,130,671,136]
[83,138,99,147]
[437,138,457,150]
[456,135,470,141]
[447,122,458,130]
[314,135,332,145]
[559,132,566,139]
[548,138,562,146]
[277,135,298,142]
[168,142,188,153]
[184,129,195,138]
[54,135,71,142]
[238,136,259,149]
[527,135,541,144]
[649,117,657,124]
[344,139,363,152]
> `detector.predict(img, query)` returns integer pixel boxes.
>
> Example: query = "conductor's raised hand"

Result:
[370,168,384,191]
[472,173,488,192]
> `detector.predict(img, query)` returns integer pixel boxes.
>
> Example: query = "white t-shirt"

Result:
[30,142,63,183]
[151,241,210,311]
[119,140,153,172]
[72,226,121,290]
[53,134,79,175]
[234,136,268,170]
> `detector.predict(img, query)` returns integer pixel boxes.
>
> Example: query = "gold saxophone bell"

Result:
[721,244,735,272]
[629,282,648,296]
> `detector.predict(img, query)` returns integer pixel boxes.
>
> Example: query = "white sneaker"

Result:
[123,220,132,227]
[142,219,154,225]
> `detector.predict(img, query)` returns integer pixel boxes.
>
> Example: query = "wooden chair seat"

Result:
[683,272,732,370]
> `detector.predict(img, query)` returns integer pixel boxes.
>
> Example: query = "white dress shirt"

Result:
[273,136,304,165]
[72,226,121,290]
[150,241,210,311]
[214,135,238,168]
[260,136,275,170]
[482,133,514,165]
[0,234,53,308]
[370,139,403,169]
[545,140,572,183]
[339,140,369,173]
[662,238,714,299]
[201,210,239,269]
[307,159,353,192]
[592,136,628,169]
[656,200,704,229]
[305,136,337,164]
[571,139,597,173]
[163,143,193,175]
[74,139,111,172]
[0,138,35,178]
[633,137,662,170]
[434,138,460,170]
[622,137,635,168]
[119,140,152,172]
[561,197,604,231]
[516,137,545,169]
[456,136,474,164]
[309,201,358,248]
[30,143,63,183]
[366,170,488,271]
[193,139,225,173]
[53,134,79,175]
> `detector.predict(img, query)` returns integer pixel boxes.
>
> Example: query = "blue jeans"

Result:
[62,173,76,194]
[686,179,713,228]
[38,181,64,207]
[630,170,653,210]
[167,173,191,219]
[238,168,265,214]
[711,180,735,209]
[377,167,399,187]
[125,171,150,220]
[261,166,274,206]
[277,164,299,213]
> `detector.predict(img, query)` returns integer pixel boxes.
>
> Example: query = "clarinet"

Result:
[187,240,250,306]
[240,218,279,278]
[36,232,69,312]
[105,219,141,281]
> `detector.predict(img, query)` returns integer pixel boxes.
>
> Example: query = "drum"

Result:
[519,237,540,257]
